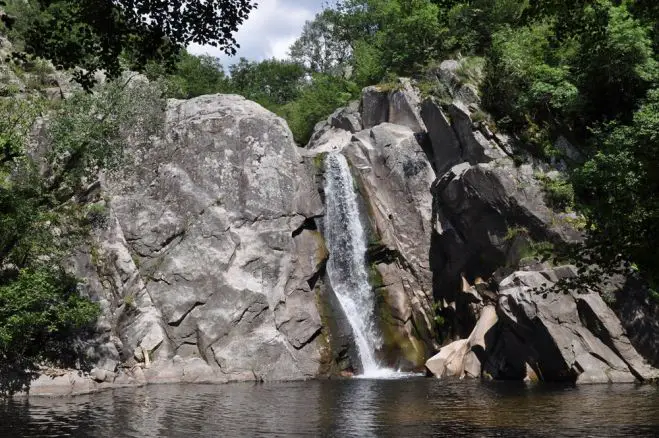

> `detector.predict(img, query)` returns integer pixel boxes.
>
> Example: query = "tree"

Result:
[0,79,165,394]
[278,74,359,145]
[2,0,256,87]
[229,58,305,108]
[573,1,658,125]
[573,88,659,291]
[289,10,351,76]
[328,0,447,84]
[151,51,231,99]
[483,22,579,132]
[442,0,530,55]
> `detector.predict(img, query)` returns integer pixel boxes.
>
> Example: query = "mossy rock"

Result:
[374,283,427,369]
[315,284,355,375]
[312,152,327,171]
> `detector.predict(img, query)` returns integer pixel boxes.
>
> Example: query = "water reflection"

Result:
[1,379,658,437]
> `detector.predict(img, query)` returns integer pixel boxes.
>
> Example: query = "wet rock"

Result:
[342,123,438,362]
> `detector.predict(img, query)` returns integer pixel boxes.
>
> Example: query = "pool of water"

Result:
[2,378,658,437]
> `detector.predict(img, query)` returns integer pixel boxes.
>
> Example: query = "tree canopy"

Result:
[2,0,256,86]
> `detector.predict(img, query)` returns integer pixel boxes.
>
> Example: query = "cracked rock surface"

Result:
[66,95,328,389]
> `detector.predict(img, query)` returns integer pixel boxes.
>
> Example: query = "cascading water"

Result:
[323,152,392,378]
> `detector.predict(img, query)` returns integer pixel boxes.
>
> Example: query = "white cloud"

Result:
[189,0,326,67]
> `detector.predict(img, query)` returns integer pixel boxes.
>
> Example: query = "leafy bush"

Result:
[230,58,306,108]
[153,51,231,99]
[0,78,165,394]
[85,202,109,229]
[455,56,485,87]
[277,74,359,145]
[0,268,100,394]
[536,173,575,212]
[46,77,165,198]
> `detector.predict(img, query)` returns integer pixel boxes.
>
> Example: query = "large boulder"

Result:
[490,270,658,383]
[426,268,659,384]
[59,94,331,393]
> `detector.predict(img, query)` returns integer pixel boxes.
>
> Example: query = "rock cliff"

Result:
[27,59,659,395]
[416,59,659,384]
[30,94,329,395]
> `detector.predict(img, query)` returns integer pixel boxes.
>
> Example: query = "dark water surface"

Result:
[1,378,658,437]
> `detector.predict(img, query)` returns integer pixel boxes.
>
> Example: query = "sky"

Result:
[188,0,329,67]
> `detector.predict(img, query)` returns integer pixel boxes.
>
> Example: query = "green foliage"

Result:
[151,51,231,99]
[229,58,306,108]
[504,226,529,242]
[2,0,256,88]
[0,268,100,394]
[331,0,447,85]
[85,202,109,230]
[290,10,351,76]
[573,88,659,287]
[278,74,359,145]
[520,240,555,262]
[483,21,579,130]
[443,0,530,55]
[123,294,135,308]
[454,56,486,87]
[0,98,42,168]
[352,40,387,86]
[45,78,165,198]
[0,78,165,394]
[574,2,658,124]
[536,173,575,212]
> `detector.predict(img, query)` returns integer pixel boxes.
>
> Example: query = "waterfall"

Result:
[323,152,389,377]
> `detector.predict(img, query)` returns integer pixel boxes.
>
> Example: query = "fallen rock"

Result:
[426,305,498,378]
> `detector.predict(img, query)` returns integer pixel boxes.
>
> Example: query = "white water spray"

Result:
[323,152,398,378]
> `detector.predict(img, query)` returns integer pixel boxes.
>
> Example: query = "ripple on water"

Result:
[1,379,658,438]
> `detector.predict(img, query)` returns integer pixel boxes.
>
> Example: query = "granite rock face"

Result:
[417,58,659,383]
[45,94,331,395]
[27,59,659,393]
[305,85,440,370]
[425,268,659,384]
